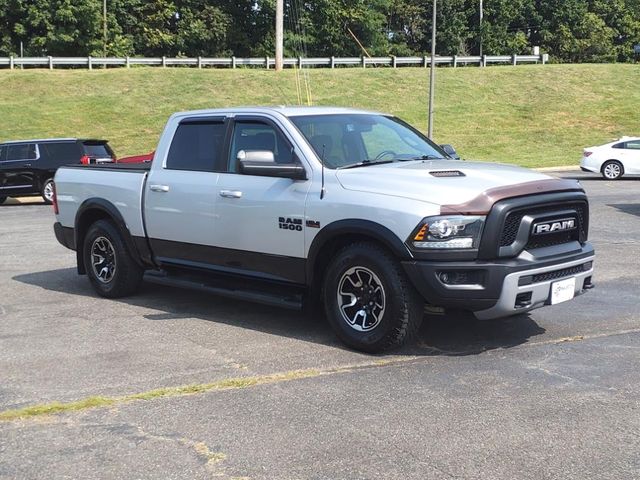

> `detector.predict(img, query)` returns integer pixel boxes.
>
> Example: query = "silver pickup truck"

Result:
[53,107,595,352]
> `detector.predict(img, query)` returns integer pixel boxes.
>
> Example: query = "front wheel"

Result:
[323,242,424,353]
[41,178,55,204]
[602,160,624,180]
[83,219,144,298]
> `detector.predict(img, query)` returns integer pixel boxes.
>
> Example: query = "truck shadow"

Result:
[13,268,545,357]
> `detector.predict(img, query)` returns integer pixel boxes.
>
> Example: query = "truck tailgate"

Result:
[54,165,149,238]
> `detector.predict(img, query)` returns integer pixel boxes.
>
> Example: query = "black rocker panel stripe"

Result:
[150,238,306,285]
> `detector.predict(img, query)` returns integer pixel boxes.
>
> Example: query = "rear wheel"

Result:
[83,219,144,298]
[41,178,54,204]
[0,196,6,205]
[323,242,424,353]
[602,160,624,180]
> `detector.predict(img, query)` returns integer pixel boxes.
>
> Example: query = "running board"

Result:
[144,270,304,310]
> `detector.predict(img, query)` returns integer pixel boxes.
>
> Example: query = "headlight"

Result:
[410,216,485,249]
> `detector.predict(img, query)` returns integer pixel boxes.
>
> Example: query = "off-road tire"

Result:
[83,219,143,298]
[323,242,424,353]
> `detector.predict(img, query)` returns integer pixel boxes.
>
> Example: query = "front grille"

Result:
[499,202,588,251]
[500,212,524,246]
[525,231,574,250]
[531,263,590,283]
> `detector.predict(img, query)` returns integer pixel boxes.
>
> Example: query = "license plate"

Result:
[551,277,576,305]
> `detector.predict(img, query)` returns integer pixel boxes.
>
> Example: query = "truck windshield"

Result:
[289,114,447,169]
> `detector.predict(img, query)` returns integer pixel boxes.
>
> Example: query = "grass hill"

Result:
[0,64,638,167]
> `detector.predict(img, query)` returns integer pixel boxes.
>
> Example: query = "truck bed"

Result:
[54,165,148,238]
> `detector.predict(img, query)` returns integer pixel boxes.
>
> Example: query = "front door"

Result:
[213,116,311,284]
[623,140,640,174]
[0,143,39,195]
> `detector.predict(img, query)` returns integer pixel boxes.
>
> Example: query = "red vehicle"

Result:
[117,151,154,164]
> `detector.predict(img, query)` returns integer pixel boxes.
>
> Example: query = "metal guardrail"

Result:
[0,54,549,70]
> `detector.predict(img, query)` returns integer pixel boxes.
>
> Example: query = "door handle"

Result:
[149,184,169,192]
[219,190,242,199]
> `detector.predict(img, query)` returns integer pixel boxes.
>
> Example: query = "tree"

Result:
[0,0,638,62]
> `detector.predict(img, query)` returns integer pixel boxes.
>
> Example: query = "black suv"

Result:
[0,138,114,204]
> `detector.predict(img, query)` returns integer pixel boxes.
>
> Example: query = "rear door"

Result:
[144,116,228,265]
[41,141,82,171]
[0,143,39,195]
[212,116,311,284]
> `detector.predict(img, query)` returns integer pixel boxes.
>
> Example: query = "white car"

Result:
[581,136,640,180]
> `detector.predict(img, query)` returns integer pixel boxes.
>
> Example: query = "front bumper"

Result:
[402,242,595,319]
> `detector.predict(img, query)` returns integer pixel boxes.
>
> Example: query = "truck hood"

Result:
[335,160,555,206]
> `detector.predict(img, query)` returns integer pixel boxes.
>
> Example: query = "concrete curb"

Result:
[3,197,43,205]
[533,165,580,172]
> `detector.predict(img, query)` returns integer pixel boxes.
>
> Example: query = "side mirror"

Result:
[440,144,460,160]
[238,150,307,180]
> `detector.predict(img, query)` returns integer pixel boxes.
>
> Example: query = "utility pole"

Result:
[275,0,283,71]
[103,0,107,58]
[479,0,483,57]
[427,0,437,139]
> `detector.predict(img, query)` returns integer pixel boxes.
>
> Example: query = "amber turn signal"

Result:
[413,224,428,241]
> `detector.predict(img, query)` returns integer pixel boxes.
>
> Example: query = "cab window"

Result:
[228,121,294,173]
[166,121,226,172]
[626,141,640,150]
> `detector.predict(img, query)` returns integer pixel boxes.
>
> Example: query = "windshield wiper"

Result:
[338,159,395,170]
[410,154,446,160]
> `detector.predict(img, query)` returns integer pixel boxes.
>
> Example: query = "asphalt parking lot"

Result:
[1,170,639,480]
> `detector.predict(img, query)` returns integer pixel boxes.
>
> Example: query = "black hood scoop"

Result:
[429,170,466,177]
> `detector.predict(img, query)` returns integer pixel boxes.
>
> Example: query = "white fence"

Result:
[0,54,548,70]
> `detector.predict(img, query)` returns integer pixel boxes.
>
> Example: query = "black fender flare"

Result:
[74,198,147,273]
[305,219,412,285]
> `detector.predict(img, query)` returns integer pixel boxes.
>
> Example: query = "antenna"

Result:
[320,144,326,200]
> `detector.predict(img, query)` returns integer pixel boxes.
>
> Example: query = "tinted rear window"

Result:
[82,143,113,158]
[43,142,81,163]
[166,121,226,172]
